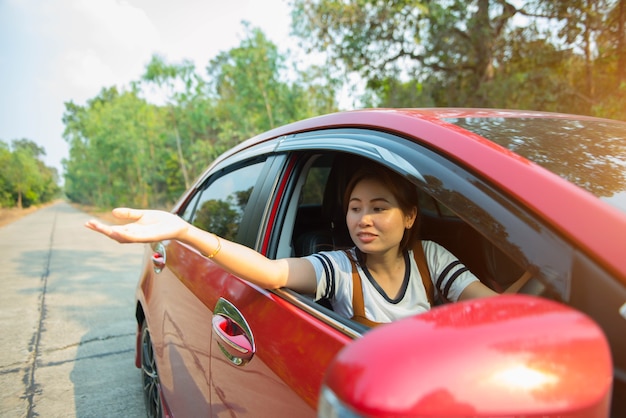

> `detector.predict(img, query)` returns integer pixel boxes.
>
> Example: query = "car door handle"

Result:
[151,242,166,273]
[212,298,255,366]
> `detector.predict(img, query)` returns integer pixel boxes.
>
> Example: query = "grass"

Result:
[0,202,56,228]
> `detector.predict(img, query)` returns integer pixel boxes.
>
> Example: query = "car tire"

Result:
[140,321,162,418]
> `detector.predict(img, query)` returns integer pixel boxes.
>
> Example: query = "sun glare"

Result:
[491,364,559,391]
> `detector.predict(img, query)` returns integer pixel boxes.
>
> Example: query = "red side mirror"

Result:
[320,295,612,417]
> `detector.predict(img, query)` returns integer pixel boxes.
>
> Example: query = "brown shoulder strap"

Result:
[413,241,435,306]
[345,251,382,328]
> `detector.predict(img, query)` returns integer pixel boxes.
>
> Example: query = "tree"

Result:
[292,0,521,107]
[208,24,338,147]
[0,141,14,207]
[208,25,291,145]
[63,87,169,208]
[0,139,60,208]
[593,0,626,119]
[522,0,615,113]
[487,26,588,113]
[141,55,214,190]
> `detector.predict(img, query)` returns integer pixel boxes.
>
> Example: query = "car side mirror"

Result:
[320,295,612,418]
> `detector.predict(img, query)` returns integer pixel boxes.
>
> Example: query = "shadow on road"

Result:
[15,241,146,417]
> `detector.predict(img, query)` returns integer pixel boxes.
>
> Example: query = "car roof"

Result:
[225,108,618,158]
[212,108,626,284]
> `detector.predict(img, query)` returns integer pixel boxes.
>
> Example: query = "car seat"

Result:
[294,154,360,256]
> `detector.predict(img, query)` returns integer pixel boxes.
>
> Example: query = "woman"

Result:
[85,165,497,327]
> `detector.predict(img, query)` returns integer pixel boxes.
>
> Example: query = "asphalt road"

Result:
[0,201,147,418]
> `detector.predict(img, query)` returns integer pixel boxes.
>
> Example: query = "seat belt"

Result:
[348,258,384,328]
[346,242,435,328]
[413,242,435,306]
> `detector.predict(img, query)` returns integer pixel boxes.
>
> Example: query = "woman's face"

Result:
[346,177,416,255]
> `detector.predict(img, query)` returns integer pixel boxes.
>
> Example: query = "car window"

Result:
[189,161,265,242]
[180,190,201,222]
[300,161,331,205]
[419,193,456,217]
[272,154,334,259]
[445,117,626,215]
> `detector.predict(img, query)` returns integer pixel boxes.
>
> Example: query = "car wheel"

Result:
[140,321,162,418]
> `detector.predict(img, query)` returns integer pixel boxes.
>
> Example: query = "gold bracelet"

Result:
[205,234,222,258]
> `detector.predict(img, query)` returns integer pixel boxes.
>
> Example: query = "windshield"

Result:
[445,117,626,215]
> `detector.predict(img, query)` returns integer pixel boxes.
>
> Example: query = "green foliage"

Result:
[193,199,240,240]
[63,87,172,208]
[140,55,213,190]
[0,142,14,207]
[207,25,337,147]
[0,139,60,208]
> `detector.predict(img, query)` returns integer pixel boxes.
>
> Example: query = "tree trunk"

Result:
[583,2,595,113]
[618,0,626,84]
[261,89,275,129]
[169,106,190,190]
[174,124,190,189]
[470,0,493,107]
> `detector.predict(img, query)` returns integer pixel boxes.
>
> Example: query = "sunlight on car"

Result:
[490,364,558,391]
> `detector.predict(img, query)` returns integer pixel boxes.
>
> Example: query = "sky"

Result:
[0,0,299,176]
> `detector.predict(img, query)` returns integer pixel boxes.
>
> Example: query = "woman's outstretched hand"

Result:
[85,208,189,244]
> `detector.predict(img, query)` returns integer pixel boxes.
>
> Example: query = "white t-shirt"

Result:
[305,240,479,323]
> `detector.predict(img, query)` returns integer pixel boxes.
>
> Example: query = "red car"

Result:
[134,109,626,417]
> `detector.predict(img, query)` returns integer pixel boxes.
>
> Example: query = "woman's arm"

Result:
[457,280,499,301]
[85,208,317,294]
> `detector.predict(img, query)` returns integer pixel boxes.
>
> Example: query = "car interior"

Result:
[284,152,554,306]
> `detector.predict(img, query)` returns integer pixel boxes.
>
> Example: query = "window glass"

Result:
[282,155,334,258]
[445,117,626,214]
[419,193,459,218]
[300,164,331,205]
[180,192,201,222]
[417,193,438,216]
[190,161,265,241]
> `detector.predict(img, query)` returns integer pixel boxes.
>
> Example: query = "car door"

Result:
[206,151,356,417]
[149,153,278,416]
